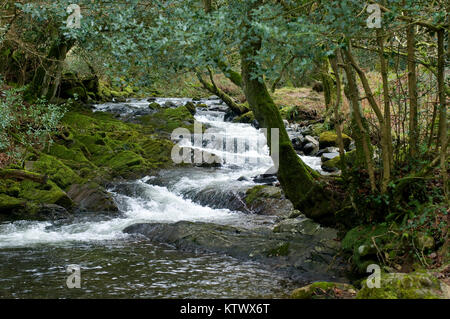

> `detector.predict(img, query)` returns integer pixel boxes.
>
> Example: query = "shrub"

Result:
[0,79,67,166]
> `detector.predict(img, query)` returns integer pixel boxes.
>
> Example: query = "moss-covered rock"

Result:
[26,154,82,190]
[0,193,25,211]
[319,131,352,149]
[18,180,73,209]
[139,105,195,133]
[357,271,449,299]
[291,281,356,299]
[244,185,295,217]
[341,223,393,273]
[321,149,356,172]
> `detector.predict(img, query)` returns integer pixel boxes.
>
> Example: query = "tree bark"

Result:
[407,24,418,157]
[329,54,346,168]
[196,69,248,115]
[342,50,377,192]
[437,29,448,200]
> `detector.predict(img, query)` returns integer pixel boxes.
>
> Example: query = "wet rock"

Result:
[252,173,278,185]
[163,101,178,108]
[123,219,343,279]
[245,185,293,217]
[68,183,118,213]
[303,142,319,156]
[148,102,161,110]
[321,152,339,163]
[147,97,157,102]
[291,135,305,151]
[35,204,71,220]
[184,101,196,115]
[208,95,220,100]
[208,104,229,112]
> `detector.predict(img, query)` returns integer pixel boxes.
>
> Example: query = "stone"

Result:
[319,131,352,150]
[321,152,339,163]
[357,271,449,299]
[68,183,118,213]
[303,142,319,156]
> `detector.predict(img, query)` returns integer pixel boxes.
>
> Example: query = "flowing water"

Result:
[0,98,325,298]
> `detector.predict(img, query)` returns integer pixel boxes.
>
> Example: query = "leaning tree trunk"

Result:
[240,39,339,223]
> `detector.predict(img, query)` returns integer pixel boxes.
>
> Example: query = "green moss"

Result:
[321,149,356,171]
[29,154,81,190]
[245,185,282,205]
[319,131,352,149]
[139,105,195,133]
[342,223,392,273]
[18,180,73,209]
[0,194,25,211]
[357,272,445,299]
[266,242,290,257]
[141,138,174,166]
[101,151,145,173]
[234,111,255,124]
[48,144,90,163]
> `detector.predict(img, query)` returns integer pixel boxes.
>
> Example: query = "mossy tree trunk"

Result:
[195,69,249,115]
[240,38,339,222]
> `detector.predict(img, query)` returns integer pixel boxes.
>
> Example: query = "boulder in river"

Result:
[244,185,294,217]
[68,183,119,213]
[319,131,352,150]
[123,218,345,279]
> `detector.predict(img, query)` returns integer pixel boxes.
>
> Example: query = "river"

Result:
[0,98,328,298]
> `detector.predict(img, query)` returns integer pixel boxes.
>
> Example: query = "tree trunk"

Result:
[377,29,393,170]
[342,50,377,192]
[240,39,339,223]
[437,29,448,200]
[196,70,248,115]
[407,24,418,157]
[344,46,392,193]
[329,54,346,168]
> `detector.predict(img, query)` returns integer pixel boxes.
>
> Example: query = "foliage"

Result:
[0,79,66,165]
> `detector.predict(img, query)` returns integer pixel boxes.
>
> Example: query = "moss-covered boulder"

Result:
[25,154,82,190]
[139,105,195,134]
[291,282,356,299]
[67,183,118,213]
[321,149,356,172]
[341,223,392,273]
[0,193,25,212]
[319,131,352,150]
[244,185,294,217]
[357,271,449,299]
